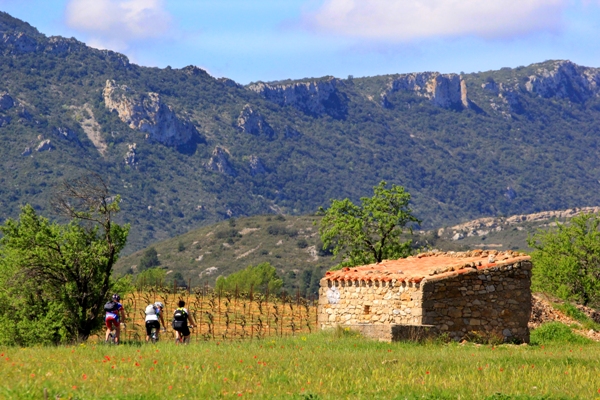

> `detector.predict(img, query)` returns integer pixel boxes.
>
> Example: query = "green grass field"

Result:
[2,329,599,399]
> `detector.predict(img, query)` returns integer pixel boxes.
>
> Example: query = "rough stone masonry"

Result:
[318,250,532,343]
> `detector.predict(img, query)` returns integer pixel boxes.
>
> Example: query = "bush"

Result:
[215,262,282,294]
[134,267,166,289]
[215,228,241,239]
[530,322,592,345]
[296,239,309,249]
[139,247,160,270]
[529,213,600,306]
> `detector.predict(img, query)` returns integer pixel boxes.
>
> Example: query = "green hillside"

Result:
[3,12,600,255]
[117,207,599,292]
[115,214,332,296]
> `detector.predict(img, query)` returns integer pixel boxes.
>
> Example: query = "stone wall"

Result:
[318,259,532,343]
[318,280,423,328]
[421,260,532,343]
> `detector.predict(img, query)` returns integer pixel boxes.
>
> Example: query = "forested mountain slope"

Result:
[2,12,600,253]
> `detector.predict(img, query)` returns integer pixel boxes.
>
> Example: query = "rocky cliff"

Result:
[205,146,236,176]
[524,60,600,102]
[103,80,201,148]
[236,104,275,137]
[438,207,600,241]
[381,72,469,110]
[247,77,348,119]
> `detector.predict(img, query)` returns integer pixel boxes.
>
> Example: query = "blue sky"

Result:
[2,0,600,84]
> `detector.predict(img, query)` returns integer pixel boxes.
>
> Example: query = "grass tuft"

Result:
[553,302,600,331]
[530,322,592,345]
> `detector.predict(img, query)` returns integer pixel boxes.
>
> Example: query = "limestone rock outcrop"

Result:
[205,146,236,176]
[1,31,37,54]
[53,126,82,147]
[382,72,469,110]
[103,80,201,148]
[247,77,348,119]
[524,60,600,102]
[124,143,137,166]
[236,105,275,137]
[36,139,52,152]
[248,155,266,176]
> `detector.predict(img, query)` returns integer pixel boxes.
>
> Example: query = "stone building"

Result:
[318,250,532,342]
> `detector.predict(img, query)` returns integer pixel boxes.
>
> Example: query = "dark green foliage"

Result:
[178,241,185,252]
[215,262,283,294]
[139,247,160,270]
[320,181,420,269]
[528,213,600,306]
[215,228,242,239]
[296,238,309,249]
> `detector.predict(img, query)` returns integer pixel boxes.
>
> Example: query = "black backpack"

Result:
[104,301,117,312]
[172,308,187,329]
[173,308,187,321]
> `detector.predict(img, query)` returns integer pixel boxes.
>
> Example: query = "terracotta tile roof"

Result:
[323,250,530,284]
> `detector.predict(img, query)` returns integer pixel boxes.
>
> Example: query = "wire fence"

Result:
[120,285,319,343]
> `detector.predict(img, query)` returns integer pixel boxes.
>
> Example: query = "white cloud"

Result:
[305,0,570,41]
[65,0,172,51]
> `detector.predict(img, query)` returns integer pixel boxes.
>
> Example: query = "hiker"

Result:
[172,300,195,344]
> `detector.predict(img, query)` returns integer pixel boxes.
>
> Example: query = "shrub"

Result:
[530,322,592,345]
[134,267,166,289]
[528,213,600,306]
[215,228,241,239]
[215,262,282,294]
[139,247,160,270]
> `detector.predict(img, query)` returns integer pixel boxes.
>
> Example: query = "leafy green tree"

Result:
[0,175,129,342]
[528,213,600,306]
[319,181,420,269]
[215,262,283,294]
[139,247,160,270]
[134,267,166,289]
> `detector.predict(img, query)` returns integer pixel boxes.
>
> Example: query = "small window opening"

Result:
[363,305,371,314]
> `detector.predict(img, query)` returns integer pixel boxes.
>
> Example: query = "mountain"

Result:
[2,12,600,254]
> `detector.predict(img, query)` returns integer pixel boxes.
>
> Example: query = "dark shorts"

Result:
[173,324,190,337]
[145,320,160,336]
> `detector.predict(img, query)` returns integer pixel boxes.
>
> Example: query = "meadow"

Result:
[1,328,599,399]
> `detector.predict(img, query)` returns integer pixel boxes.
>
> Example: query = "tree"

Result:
[0,174,129,343]
[139,247,160,270]
[134,267,166,289]
[215,262,283,294]
[319,181,420,269]
[528,213,600,306]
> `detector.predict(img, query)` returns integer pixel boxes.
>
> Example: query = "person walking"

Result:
[172,300,195,344]
[145,301,167,342]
